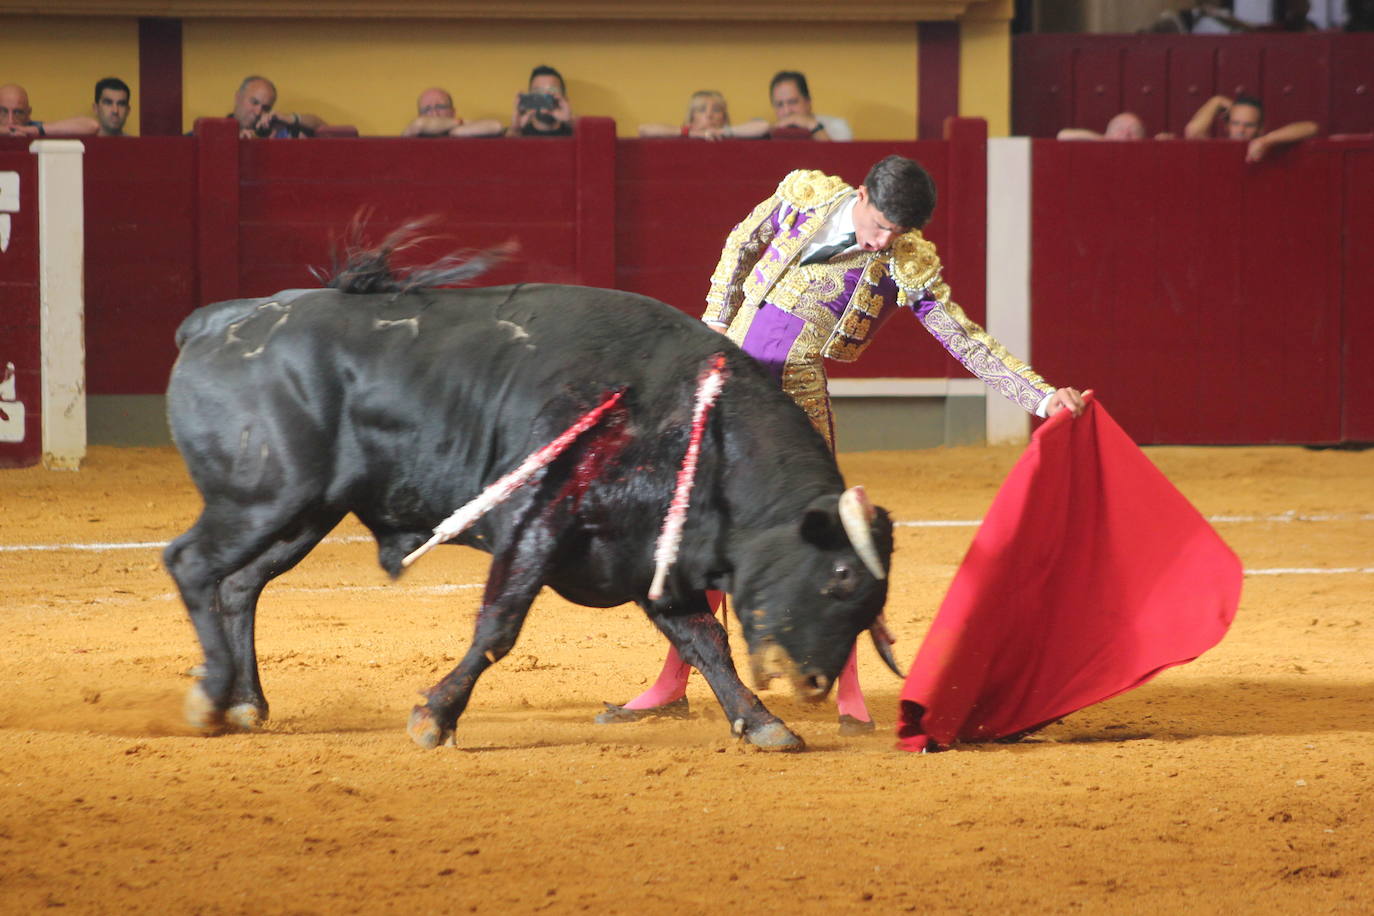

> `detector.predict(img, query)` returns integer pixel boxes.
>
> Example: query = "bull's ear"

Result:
[800,494,844,548]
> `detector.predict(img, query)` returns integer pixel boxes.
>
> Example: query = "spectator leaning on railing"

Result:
[230,75,326,139]
[637,90,769,140]
[1183,93,1318,162]
[1,81,124,137]
[402,87,503,138]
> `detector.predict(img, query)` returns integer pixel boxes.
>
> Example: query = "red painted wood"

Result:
[1121,43,1169,136]
[1012,37,1073,138]
[1167,41,1217,136]
[83,136,197,395]
[1072,43,1124,135]
[0,149,41,467]
[1331,36,1374,135]
[574,117,617,288]
[1261,40,1330,133]
[138,17,182,137]
[1031,139,1348,444]
[1015,33,1372,140]
[1214,40,1262,110]
[1341,146,1374,440]
[918,21,959,141]
[194,118,240,306]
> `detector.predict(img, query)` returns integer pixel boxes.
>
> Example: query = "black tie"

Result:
[800,232,856,266]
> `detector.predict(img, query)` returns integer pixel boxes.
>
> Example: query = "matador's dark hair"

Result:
[863,155,937,231]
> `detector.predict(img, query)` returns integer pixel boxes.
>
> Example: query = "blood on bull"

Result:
[163,231,896,751]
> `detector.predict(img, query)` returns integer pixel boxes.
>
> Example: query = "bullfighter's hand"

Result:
[1046,387,1086,418]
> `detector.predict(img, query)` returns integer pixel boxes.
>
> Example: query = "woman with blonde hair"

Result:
[638,89,768,140]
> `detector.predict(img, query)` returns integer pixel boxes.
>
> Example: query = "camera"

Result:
[518,92,558,113]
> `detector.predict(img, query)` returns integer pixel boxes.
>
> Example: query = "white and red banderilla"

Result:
[402,354,730,595]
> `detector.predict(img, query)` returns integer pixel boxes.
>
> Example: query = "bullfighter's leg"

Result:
[835,648,876,734]
[407,525,556,750]
[597,590,728,719]
[653,609,804,751]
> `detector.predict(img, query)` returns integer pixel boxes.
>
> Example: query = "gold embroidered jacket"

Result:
[701,169,1053,415]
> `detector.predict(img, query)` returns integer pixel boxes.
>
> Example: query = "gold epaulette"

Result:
[889,230,943,293]
[777,170,852,212]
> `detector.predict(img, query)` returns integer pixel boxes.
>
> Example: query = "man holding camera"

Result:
[508,65,574,137]
[230,75,325,139]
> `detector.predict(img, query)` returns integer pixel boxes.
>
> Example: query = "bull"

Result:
[163,248,895,751]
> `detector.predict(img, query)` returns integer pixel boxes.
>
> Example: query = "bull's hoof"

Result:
[407,705,452,750]
[184,682,226,732]
[225,703,268,731]
[744,720,806,752]
[838,714,877,736]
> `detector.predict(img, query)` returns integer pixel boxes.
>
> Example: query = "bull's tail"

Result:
[313,213,516,295]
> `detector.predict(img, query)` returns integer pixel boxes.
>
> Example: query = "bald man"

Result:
[402,88,503,138]
[1057,111,1148,142]
[230,75,325,139]
[1,83,102,137]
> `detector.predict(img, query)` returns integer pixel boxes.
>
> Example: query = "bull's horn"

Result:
[838,486,885,580]
[870,625,905,678]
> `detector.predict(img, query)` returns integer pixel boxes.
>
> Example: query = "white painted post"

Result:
[30,139,86,470]
[985,137,1032,446]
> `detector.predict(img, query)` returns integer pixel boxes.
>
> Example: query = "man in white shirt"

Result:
[768,70,853,141]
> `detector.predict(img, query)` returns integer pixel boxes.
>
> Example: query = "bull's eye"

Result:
[822,561,858,599]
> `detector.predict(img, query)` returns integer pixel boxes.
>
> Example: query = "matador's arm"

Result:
[702,193,783,327]
[890,233,1054,415]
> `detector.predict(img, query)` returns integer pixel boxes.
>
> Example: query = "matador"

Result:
[598,154,1084,733]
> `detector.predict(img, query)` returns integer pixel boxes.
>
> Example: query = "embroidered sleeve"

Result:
[889,233,1052,413]
[703,194,783,327]
[908,281,1054,414]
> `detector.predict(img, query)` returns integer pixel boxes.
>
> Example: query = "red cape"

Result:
[896,396,1241,752]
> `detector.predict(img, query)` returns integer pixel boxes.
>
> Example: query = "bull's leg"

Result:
[212,512,345,729]
[654,609,804,751]
[407,530,553,750]
[167,509,342,731]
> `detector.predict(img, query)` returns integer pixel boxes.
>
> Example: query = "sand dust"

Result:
[1,444,1371,913]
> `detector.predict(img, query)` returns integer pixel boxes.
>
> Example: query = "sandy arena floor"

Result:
[1,443,1371,913]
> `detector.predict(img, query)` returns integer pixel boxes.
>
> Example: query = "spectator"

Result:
[1348,0,1374,29]
[90,77,132,136]
[1184,93,1318,162]
[1259,0,1319,30]
[1057,112,1149,141]
[1,83,106,137]
[636,90,768,140]
[230,75,325,139]
[402,87,502,138]
[768,70,852,141]
[508,65,574,137]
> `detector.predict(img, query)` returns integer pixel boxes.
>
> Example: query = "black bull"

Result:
[164,283,895,750]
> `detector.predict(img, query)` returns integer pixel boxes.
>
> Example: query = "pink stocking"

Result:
[621,590,726,709]
[834,646,871,722]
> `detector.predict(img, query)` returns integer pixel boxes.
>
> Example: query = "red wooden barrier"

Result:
[0,148,40,467]
[84,136,197,396]
[1029,137,1364,444]
[10,118,1367,448]
[1014,33,1374,139]
[1343,147,1374,441]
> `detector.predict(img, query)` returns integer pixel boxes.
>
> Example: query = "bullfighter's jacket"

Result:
[702,169,1053,447]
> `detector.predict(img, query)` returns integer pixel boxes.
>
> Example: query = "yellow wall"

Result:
[1,16,141,135]
[183,18,920,138]
[959,17,1012,137]
[4,12,1014,141]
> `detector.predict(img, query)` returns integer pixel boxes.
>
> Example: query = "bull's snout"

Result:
[748,639,834,704]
